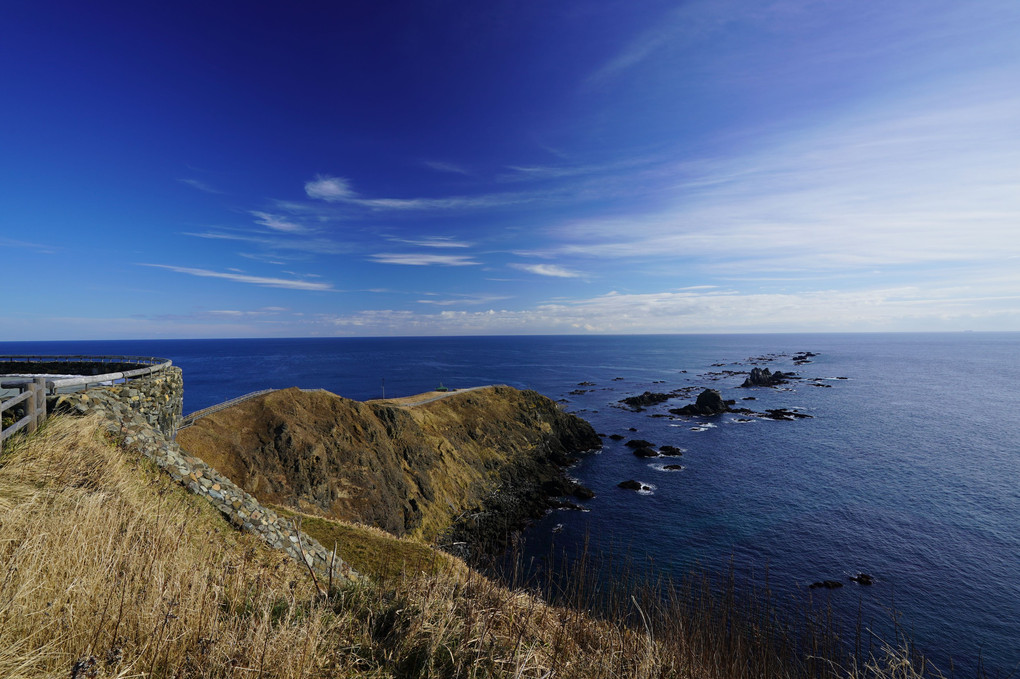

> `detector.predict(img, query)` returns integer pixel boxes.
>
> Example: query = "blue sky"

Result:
[2,0,1018,339]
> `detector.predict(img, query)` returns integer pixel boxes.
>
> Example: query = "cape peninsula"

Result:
[176,384,600,556]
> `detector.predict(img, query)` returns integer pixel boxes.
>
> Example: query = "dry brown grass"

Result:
[0,416,958,678]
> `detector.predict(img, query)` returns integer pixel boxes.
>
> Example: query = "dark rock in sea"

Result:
[659,445,684,456]
[743,396,756,400]
[632,447,659,458]
[578,381,596,386]
[620,391,672,410]
[625,439,656,449]
[617,480,644,491]
[669,389,729,416]
[810,382,833,388]
[851,573,874,586]
[761,409,812,420]
[572,485,596,500]
[663,464,683,470]
[741,367,792,388]
[598,433,607,437]
[613,377,624,381]
[628,427,638,432]
[809,580,844,590]
[608,434,625,441]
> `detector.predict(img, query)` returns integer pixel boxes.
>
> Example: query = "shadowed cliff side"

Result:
[176,385,600,555]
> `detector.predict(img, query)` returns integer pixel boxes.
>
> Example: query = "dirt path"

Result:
[370,385,494,408]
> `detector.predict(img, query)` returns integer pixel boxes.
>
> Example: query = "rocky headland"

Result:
[176,385,600,559]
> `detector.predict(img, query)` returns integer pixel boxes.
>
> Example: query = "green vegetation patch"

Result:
[273,505,463,581]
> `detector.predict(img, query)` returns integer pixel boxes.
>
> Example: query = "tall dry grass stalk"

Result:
[0,416,966,678]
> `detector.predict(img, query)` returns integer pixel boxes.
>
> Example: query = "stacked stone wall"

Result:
[50,367,184,439]
[53,376,356,587]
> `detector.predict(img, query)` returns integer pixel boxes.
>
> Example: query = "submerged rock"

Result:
[809,580,844,590]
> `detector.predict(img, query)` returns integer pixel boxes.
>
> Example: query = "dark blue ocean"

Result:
[3,333,1018,675]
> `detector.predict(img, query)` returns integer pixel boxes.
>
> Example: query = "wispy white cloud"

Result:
[178,178,223,194]
[208,307,289,317]
[369,253,480,266]
[422,160,471,175]
[387,236,472,248]
[139,264,335,291]
[509,263,583,278]
[305,175,356,201]
[498,157,652,183]
[251,210,307,233]
[533,90,1020,276]
[303,174,542,211]
[311,282,1020,336]
[416,294,512,306]
[0,237,60,254]
[582,1,720,90]
[184,231,350,255]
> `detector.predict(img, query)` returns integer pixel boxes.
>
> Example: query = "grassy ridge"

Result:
[0,416,948,678]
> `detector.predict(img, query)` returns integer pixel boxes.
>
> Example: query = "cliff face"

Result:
[176,386,599,551]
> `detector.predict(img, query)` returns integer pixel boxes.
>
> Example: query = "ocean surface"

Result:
[3,333,1018,675]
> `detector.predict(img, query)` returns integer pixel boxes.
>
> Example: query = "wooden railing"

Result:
[0,355,172,392]
[0,355,173,450]
[0,377,47,448]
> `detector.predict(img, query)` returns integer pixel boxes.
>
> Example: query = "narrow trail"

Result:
[382,384,493,408]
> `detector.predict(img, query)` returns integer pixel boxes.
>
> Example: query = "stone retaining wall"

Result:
[54,382,357,587]
[50,367,184,439]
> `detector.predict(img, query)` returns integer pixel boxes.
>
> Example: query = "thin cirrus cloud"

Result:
[250,211,307,233]
[304,174,538,211]
[416,294,512,306]
[536,89,1020,275]
[178,178,223,194]
[315,282,1020,336]
[184,231,351,256]
[369,253,480,266]
[139,264,335,291]
[509,263,582,278]
[422,160,471,175]
[387,236,472,248]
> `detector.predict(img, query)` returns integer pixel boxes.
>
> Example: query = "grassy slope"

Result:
[0,416,939,679]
